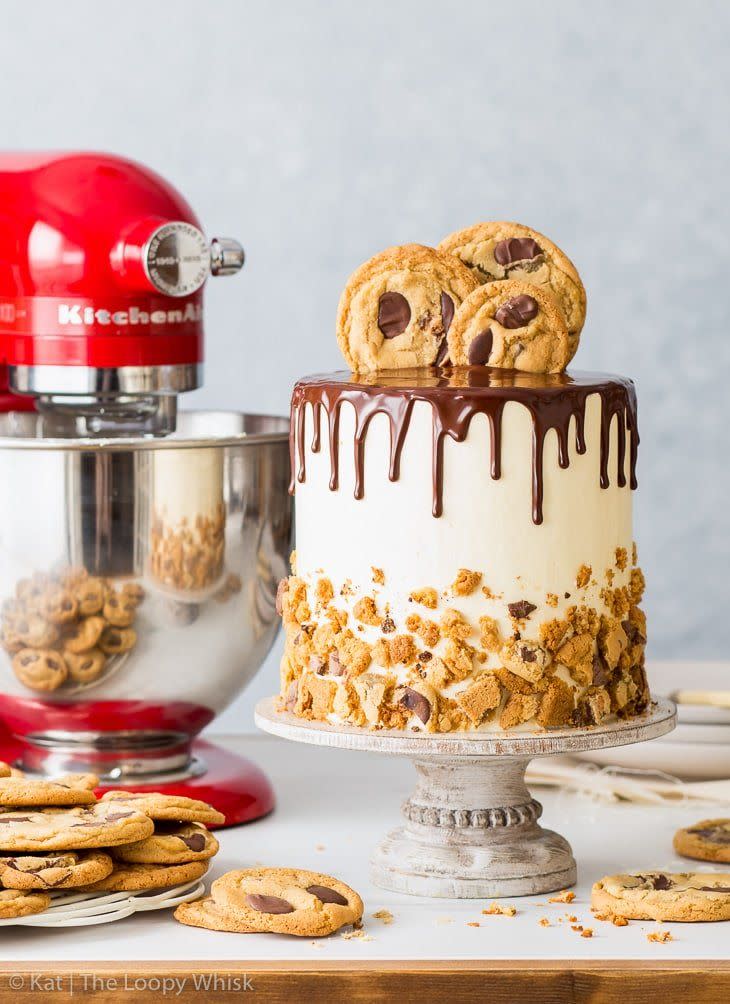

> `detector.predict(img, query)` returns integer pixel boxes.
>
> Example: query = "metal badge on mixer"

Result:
[143,222,211,298]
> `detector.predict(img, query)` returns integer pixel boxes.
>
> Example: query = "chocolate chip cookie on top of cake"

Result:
[278,223,648,734]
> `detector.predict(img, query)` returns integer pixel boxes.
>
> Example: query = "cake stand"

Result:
[255,697,675,898]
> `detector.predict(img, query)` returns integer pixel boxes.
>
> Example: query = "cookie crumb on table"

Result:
[372,909,394,925]
[549,890,575,904]
[482,901,516,917]
[647,930,673,944]
[580,928,594,938]
[341,928,373,942]
[538,917,551,927]
[466,921,480,928]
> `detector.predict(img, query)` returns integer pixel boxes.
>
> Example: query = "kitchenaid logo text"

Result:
[57,303,202,326]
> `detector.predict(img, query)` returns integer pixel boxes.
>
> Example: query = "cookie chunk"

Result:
[0,774,97,808]
[100,791,225,826]
[211,867,363,937]
[0,888,50,919]
[447,280,570,374]
[83,859,209,893]
[591,872,730,922]
[336,244,479,372]
[0,804,154,852]
[175,895,259,932]
[438,221,586,359]
[674,820,730,863]
[0,850,113,890]
[111,822,219,865]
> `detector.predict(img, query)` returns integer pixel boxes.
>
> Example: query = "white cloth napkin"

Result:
[526,755,730,805]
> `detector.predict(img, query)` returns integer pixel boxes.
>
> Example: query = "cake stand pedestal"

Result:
[255,697,675,898]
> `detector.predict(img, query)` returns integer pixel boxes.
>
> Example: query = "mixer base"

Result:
[0,732,275,828]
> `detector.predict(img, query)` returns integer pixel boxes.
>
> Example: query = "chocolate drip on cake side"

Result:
[289,369,638,525]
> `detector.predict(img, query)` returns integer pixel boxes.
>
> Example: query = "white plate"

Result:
[0,878,204,928]
[670,721,730,745]
[649,662,730,724]
[578,734,730,780]
[676,703,730,726]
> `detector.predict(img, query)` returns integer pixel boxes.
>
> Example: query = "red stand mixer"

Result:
[0,153,291,825]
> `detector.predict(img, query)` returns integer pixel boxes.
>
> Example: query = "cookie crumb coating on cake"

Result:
[284,368,644,734]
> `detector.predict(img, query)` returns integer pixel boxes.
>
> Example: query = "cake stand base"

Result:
[255,697,675,898]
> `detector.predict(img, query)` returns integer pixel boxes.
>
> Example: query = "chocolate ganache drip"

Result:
[289,369,638,525]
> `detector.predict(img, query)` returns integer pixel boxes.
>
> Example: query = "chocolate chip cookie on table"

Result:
[674,819,730,863]
[175,867,363,937]
[591,872,730,923]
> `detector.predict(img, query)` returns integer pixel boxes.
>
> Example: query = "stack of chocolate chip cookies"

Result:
[0,761,223,921]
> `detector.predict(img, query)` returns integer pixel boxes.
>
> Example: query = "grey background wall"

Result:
[2,1,728,731]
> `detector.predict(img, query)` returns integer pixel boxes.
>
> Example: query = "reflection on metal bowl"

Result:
[0,411,293,780]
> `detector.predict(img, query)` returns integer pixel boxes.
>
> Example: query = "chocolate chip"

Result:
[306,884,348,906]
[399,686,431,724]
[275,579,288,617]
[688,827,730,845]
[285,680,298,711]
[639,874,673,891]
[180,833,207,852]
[508,601,537,619]
[104,811,135,821]
[494,294,539,329]
[378,292,411,338]
[698,886,730,893]
[494,237,542,267]
[468,329,493,365]
[440,292,454,334]
[245,893,295,914]
[418,651,432,662]
[592,652,610,686]
[328,652,344,676]
[0,816,32,824]
[434,337,450,367]
[520,646,537,663]
[381,616,396,634]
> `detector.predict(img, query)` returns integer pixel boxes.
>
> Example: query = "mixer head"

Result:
[0,152,244,435]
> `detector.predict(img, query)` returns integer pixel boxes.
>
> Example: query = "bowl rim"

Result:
[0,409,290,452]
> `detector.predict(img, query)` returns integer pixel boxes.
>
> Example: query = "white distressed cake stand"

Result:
[255,696,675,899]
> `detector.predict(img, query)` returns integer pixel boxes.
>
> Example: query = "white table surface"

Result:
[2,733,729,963]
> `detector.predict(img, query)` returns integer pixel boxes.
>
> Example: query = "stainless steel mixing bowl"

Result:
[0,411,292,781]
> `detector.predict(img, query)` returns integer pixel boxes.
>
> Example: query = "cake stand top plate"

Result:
[255,697,676,758]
